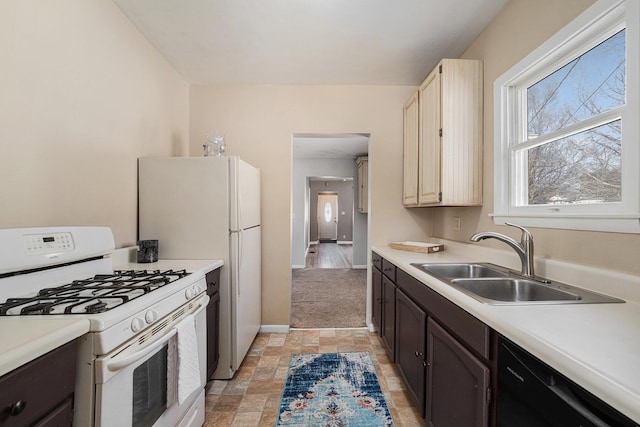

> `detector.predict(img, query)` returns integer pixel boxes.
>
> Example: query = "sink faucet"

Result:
[470,222,535,278]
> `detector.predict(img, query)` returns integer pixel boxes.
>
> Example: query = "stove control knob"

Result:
[145,310,158,324]
[185,288,194,299]
[131,317,145,333]
[193,285,203,295]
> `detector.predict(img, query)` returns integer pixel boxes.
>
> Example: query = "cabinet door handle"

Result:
[9,400,27,416]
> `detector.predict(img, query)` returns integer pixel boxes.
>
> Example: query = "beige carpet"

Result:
[291,268,366,328]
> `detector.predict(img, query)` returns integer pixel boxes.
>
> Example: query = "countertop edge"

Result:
[0,318,90,377]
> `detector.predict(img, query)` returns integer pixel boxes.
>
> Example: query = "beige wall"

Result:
[0,0,189,247]
[190,85,433,325]
[7,0,633,327]
[432,0,640,276]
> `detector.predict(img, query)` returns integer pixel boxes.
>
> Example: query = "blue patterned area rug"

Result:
[277,352,394,426]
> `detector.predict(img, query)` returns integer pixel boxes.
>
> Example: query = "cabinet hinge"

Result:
[438,192,442,202]
[439,64,442,74]
[486,386,492,405]
[439,128,442,137]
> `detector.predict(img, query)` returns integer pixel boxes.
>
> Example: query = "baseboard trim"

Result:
[291,264,305,269]
[367,323,376,333]
[352,264,367,270]
[260,325,291,334]
[337,241,353,245]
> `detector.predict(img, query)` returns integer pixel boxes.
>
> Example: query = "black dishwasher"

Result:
[497,336,639,427]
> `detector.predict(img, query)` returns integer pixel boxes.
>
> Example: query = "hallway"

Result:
[291,243,365,328]
[304,242,352,268]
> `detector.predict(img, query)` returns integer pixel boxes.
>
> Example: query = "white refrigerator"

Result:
[138,156,261,380]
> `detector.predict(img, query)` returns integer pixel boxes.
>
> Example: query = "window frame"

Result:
[493,0,640,233]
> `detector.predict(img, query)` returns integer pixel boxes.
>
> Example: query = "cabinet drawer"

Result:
[372,252,383,271]
[396,269,490,360]
[0,341,76,427]
[382,259,397,282]
[206,268,221,296]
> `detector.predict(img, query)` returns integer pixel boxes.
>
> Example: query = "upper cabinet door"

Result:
[356,156,368,213]
[440,59,483,206]
[403,92,419,206]
[418,67,442,205]
[402,59,483,208]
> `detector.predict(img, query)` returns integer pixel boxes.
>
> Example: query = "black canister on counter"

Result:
[137,240,158,263]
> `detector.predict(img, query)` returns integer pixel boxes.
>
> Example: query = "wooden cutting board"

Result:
[388,241,444,254]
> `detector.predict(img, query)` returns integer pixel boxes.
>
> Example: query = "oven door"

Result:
[94,294,208,427]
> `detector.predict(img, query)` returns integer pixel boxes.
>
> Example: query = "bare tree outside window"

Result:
[522,30,625,206]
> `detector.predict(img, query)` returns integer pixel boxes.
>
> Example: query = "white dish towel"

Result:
[174,314,202,405]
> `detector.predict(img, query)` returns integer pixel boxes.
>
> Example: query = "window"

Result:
[493,0,640,233]
[324,202,332,222]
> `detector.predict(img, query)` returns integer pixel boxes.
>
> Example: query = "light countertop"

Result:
[0,318,90,376]
[373,242,640,423]
[0,258,223,378]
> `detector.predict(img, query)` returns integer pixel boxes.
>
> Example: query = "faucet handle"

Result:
[505,222,533,242]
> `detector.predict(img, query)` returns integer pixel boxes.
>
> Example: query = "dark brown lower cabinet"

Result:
[426,318,490,427]
[376,253,496,426]
[394,289,427,417]
[381,276,396,360]
[32,398,73,427]
[206,268,221,380]
[0,340,76,427]
[372,265,382,333]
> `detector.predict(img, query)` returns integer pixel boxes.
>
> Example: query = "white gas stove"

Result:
[0,227,209,427]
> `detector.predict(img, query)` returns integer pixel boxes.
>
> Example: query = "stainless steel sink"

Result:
[410,262,624,305]
[451,278,580,302]
[413,263,510,279]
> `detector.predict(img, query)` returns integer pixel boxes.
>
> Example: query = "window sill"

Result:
[490,213,640,234]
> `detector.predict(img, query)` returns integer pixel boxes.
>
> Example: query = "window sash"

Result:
[492,0,640,233]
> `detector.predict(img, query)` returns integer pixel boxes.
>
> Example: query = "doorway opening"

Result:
[290,133,369,328]
[307,183,353,269]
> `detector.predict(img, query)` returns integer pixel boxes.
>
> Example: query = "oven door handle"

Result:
[106,301,207,372]
[107,329,177,371]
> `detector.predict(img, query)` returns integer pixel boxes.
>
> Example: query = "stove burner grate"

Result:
[0,269,190,316]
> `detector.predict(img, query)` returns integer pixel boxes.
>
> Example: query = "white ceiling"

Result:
[112,0,509,86]
[293,133,369,159]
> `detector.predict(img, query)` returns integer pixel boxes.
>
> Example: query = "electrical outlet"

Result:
[452,217,461,231]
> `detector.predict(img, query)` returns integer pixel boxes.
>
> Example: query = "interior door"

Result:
[317,193,338,241]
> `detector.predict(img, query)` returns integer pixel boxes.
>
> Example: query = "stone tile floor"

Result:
[204,328,426,426]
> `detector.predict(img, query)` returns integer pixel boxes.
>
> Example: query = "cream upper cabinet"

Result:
[356,156,368,213]
[403,59,483,207]
[402,92,419,206]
